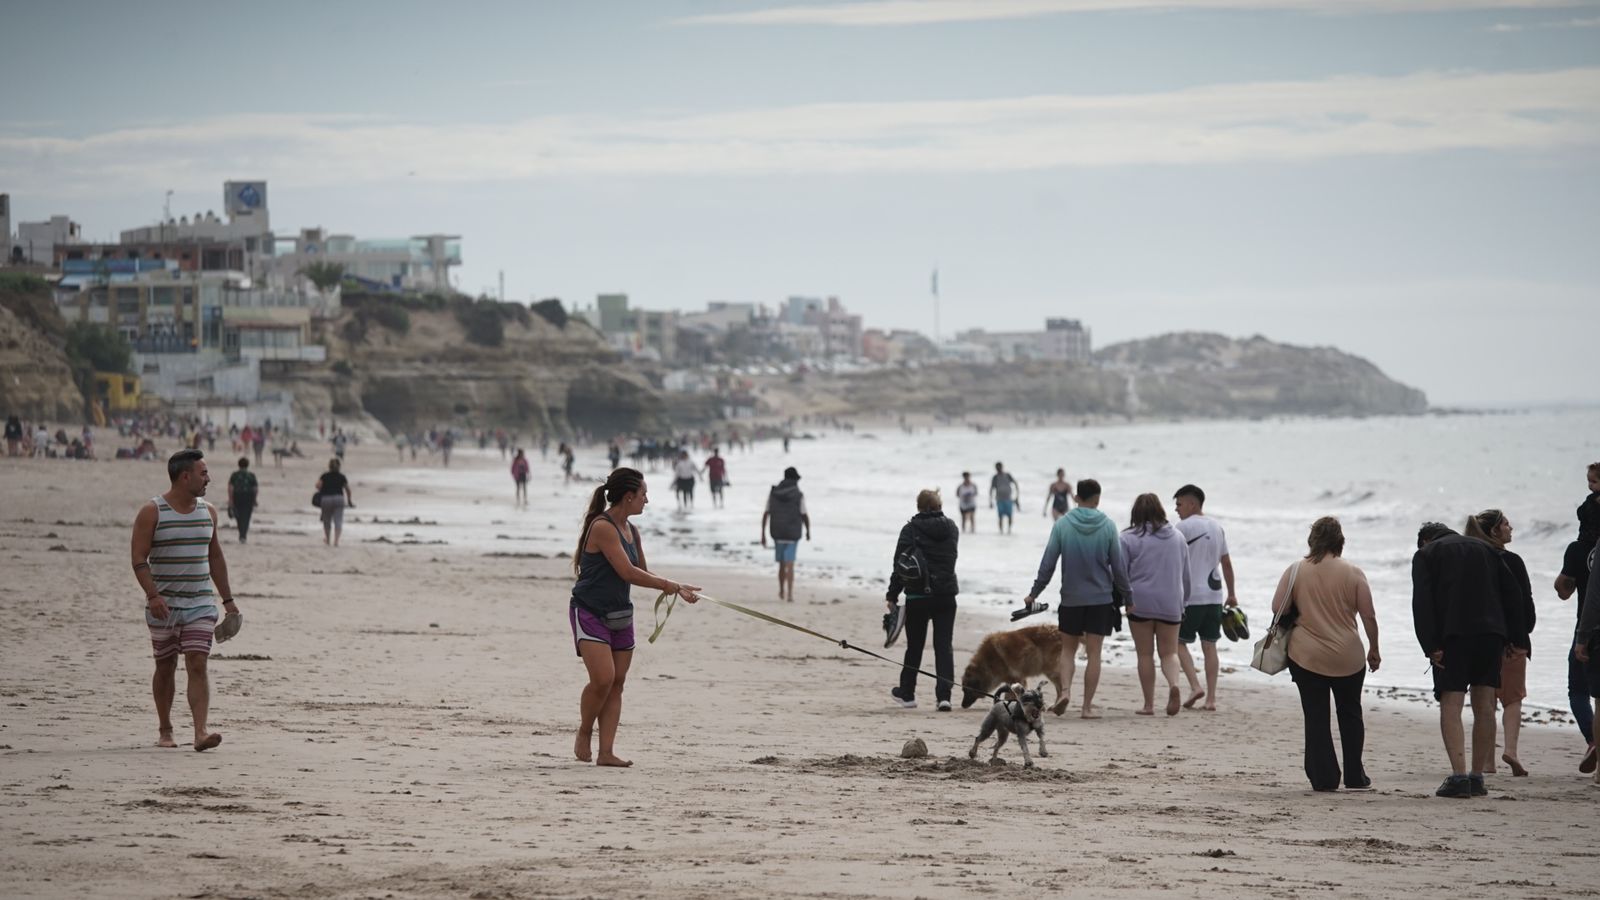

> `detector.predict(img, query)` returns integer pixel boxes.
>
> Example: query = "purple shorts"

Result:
[570,605,635,655]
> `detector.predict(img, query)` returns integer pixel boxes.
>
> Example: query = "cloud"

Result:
[1487,12,1600,27]
[674,0,1595,27]
[3,68,1597,197]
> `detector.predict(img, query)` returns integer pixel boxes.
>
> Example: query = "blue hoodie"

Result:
[1030,506,1131,607]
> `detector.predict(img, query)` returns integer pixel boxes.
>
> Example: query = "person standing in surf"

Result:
[570,467,700,767]
[1045,468,1075,521]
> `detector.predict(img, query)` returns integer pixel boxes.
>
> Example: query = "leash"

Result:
[647,591,1002,702]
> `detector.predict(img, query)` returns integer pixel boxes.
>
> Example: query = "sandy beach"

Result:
[1,445,1594,900]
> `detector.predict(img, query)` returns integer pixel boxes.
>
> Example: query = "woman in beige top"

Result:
[1270,517,1381,792]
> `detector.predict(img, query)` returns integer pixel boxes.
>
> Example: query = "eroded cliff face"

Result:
[0,284,85,421]
[298,298,673,437]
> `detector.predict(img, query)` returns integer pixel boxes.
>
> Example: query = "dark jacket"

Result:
[766,479,805,541]
[1498,548,1536,655]
[887,510,959,600]
[1411,534,1528,656]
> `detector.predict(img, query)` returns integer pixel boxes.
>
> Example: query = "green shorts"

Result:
[1180,603,1224,644]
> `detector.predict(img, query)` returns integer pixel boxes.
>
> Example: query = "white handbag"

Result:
[1250,561,1301,676]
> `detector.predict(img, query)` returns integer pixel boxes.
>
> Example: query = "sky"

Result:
[1,0,1597,406]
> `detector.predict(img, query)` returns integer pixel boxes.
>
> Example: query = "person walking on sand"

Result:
[511,449,530,507]
[1172,484,1238,711]
[762,466,810,602]
[1045,469,1075,521]
[1413,521,1528,798]
[1273,517,1381,792]
[226,457,258,544]
[990,462,1019,534]
[886,489,961,711]
[955,472,978,534]
[1119,493,1190,717]
[5,414,22,457]
[1464,509,1537,777]
[130,449,242,751]
[315,458,354,547]
[251,426,266,467]
[570,467,701,767]
[1556,468,1600,773]
[1020,479,1130,719]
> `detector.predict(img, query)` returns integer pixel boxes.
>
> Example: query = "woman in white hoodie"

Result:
[1119,494,1191,716]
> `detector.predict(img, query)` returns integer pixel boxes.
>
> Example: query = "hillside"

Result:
[746,332,1425,421]
[0,275,85,421]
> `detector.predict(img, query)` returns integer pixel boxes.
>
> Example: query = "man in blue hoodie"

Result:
[1022,479,1130,719]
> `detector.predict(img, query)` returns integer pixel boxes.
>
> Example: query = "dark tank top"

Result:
[571,515,639,617]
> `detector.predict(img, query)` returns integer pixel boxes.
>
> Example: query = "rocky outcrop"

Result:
[747,332,1425,421]
[0,279,84,421]
[293,294,674,437]
[1097,332,1427,417]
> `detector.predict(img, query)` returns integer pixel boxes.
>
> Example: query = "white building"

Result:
[957,317,1092,363]
[17,214,83,264]
[266,228,461,291]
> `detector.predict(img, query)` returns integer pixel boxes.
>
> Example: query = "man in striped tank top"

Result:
[130,449,241,751]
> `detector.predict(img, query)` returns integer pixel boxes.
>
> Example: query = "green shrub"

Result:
[64,322,132,374]
[455,300,504,347]
[331,359,355,377]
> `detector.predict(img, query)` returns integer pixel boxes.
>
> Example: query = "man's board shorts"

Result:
[996,499,1015,518]
[570,604,635,656]
[675,477,695,494]
[1179,603,1224,644]
[774,540,798,563]
[1059,603,1116,637]
[709,478,725,492]
[146,605,218,659]
[1431,633,1506,699]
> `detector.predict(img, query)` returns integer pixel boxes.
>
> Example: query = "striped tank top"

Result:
[150,495,215,609]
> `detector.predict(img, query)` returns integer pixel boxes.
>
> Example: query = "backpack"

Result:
[893,526,931,595]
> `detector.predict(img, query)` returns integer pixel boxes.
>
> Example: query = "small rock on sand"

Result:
[900,738,928,759]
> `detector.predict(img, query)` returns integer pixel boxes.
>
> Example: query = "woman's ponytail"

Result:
[572,468,645,574]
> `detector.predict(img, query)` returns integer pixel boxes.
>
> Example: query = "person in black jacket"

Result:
[1413,522,1529,798]
[887,489,960,711]
[1465,509,1536,776]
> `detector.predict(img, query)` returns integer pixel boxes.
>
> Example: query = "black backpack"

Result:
[894,527,931,594]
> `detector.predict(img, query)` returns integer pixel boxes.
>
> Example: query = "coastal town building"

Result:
[0,194,11,263]
[956,317,1092,363]
[16,214,84,265]
[267,229,461,292]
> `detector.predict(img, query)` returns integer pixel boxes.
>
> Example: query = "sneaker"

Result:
[1469,774,1487,796]
[1434,775,1472,799]
[937,700,952,712]
[890,687,917,709]
[882,604,907,648]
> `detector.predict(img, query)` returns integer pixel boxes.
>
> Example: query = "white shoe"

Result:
[890,687,917,709]
[937,700,952,712]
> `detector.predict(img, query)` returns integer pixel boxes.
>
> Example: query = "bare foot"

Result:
[596,754,633,767]
[1201,704,1217,712]
[1135,708,1155,716]
[574,729,592,763]
[1502,754,1527,777]
[1080,707,1101,720]
[157,730,178,749]
[1166,687,1182,717]
[193,732,222,752]
[1184,689,1206,709]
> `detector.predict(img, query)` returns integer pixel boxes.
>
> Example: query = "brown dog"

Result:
[961,624,1068,714]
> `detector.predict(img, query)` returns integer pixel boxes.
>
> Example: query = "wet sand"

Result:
[0,446,1592,899]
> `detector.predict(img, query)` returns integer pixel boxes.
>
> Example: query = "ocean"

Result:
[361,409,1600,712]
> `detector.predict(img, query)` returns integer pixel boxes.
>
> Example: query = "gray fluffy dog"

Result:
[968,681,1049,768]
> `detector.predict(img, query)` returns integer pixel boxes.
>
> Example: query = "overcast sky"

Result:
[2,0,1597,406]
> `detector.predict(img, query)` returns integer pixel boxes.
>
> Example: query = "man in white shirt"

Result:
[1172,484,1237,711]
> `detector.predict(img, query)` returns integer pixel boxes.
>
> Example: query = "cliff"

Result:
[290,294,678,437]
[1097,332,1428,417]
[747,332,1425,421]
[0,275,85,421]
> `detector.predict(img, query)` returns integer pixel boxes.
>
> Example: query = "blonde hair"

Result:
[916,488,942,512]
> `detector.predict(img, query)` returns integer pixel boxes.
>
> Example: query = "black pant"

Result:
[235,502,254,542]
[1287,659,1367,790]
[899,595,957,703]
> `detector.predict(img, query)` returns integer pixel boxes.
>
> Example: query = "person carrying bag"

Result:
[1252,561,1301,674]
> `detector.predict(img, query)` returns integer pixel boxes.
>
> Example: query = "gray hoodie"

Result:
[1030,506,1131,607]
[1119,523,1192,623]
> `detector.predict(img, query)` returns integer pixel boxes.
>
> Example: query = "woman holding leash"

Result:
[1271,516,1380,792]
[570,467,700,767]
